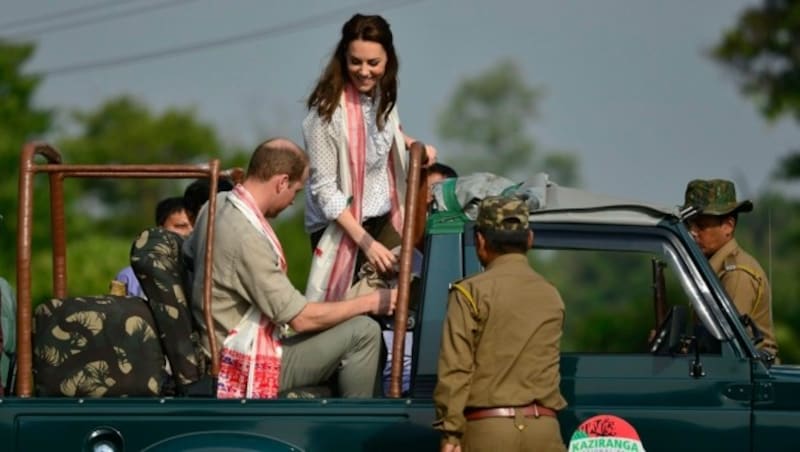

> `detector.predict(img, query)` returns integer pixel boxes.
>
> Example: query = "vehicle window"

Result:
[528,248,692,354]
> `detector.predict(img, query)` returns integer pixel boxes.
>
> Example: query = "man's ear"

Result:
[475,230,486,252]
[722,216,736,237]
[275,174,290,192]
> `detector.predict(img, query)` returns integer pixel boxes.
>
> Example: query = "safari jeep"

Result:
[0,142,797,451]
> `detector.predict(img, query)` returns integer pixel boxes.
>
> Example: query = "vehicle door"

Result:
[467,222,753,452]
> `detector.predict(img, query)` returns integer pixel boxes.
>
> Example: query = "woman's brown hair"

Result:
[307,14,398,129]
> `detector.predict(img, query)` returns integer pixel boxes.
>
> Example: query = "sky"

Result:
[2,0,797,206]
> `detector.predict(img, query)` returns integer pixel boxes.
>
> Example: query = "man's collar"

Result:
[708,238,739,272]
[485,253,528,271]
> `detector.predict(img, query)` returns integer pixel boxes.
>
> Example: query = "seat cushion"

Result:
[130,227,207,392]
[33,295,165,397]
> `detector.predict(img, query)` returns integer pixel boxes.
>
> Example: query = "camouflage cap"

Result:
[682,179,753,216]
[476,195,529,232]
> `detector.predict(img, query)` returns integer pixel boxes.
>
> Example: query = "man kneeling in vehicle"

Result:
[184,138,396,398]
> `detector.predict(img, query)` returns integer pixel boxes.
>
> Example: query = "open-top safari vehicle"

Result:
[1,142,798,451]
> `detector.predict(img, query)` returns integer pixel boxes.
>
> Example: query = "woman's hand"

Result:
[403,132,437,167]
[358,234,398,274]
[423,143,437,167]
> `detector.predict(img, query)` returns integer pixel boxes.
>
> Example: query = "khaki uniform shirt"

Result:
[433,253,567,443]
[709,238,777,356]
[184,192,307,356]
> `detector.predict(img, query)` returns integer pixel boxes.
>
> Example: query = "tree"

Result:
[731,192,800,362]
[712,0,800,362]
[711,0,800,179]
[0,40,52,284]
[436,59,580,185]
[57,96,228,237]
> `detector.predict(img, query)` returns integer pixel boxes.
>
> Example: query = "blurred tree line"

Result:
[710,0,800,362]
[2,0,800,365]
[0,39,312,303]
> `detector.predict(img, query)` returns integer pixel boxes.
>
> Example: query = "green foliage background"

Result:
[3,1,800,367]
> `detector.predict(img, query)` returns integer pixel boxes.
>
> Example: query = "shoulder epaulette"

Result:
[718,256,764,316]
[449,282,478,315]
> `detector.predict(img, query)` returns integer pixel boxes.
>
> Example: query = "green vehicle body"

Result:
[1,177,798,451]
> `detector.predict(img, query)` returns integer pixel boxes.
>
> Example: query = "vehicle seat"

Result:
[130,227,212,396]
[131,227,334,399]
[33,294,166,396]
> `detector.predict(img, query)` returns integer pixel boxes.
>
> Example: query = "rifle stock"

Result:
[652,258,667,327]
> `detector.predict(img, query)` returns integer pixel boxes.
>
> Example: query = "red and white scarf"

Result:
[217,184,285,398]
[308,84,404,301]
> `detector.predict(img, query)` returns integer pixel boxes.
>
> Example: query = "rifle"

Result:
[652,258,667,327]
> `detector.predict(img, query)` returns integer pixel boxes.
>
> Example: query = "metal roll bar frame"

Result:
[14,140,424,399]
[15,141,230,397]
[389,142,424,398]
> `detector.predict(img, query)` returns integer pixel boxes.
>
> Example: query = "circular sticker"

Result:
[568,414,645,451]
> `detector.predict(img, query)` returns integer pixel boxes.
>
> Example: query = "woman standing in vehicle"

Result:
[303,13,436,301]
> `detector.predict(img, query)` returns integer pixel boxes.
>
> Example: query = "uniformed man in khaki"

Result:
[683,179,778,358]
[433,195,567,452]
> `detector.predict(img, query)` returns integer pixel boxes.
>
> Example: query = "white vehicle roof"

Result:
[429,172,683,228]
[531,183,678,226]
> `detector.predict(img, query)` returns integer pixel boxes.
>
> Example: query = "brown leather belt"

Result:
[465,403,556,421]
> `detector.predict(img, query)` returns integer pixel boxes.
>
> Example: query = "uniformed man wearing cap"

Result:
[682,179,778,358]
[433,195,567,452]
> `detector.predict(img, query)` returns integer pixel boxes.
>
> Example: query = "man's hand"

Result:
[440,441,461,452]
[371,288,397,316]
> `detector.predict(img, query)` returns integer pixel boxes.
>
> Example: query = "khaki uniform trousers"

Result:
[463,416,566,452]
[279,315,381,398]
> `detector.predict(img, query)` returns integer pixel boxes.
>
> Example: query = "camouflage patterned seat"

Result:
[130,227,210,396]
[33,295,165,397]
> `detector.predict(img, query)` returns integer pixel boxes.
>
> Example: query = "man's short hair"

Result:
[477,228,530,254]
[155,196,188,226]
[429,162,458,179]
[247,138,308,183]
[183,178,234,222]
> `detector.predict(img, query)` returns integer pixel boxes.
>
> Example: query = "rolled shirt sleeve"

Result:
[232,231,307,327]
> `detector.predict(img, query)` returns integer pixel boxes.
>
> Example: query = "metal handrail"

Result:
[388,142,425,398]
[15,141,225,396]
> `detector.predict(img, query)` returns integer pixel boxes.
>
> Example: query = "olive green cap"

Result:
[476,195,529,232]
[682,179,753,216]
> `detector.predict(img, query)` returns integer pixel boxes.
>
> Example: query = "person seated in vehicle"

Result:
[1,276,15,394]
[183,138,396,398]
[424,162,458,206]
[114,196,193,298]
[682,179,778,359]
[183,177,235,226]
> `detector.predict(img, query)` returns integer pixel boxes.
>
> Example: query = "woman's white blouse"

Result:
[303,94,397,233]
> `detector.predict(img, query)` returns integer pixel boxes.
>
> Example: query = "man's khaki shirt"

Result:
[184,192,307,356]
[433,253,567,443]
[709,238,777,356]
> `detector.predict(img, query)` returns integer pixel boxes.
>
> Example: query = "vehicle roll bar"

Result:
[388,142,425,398]
[15,141,230,396]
